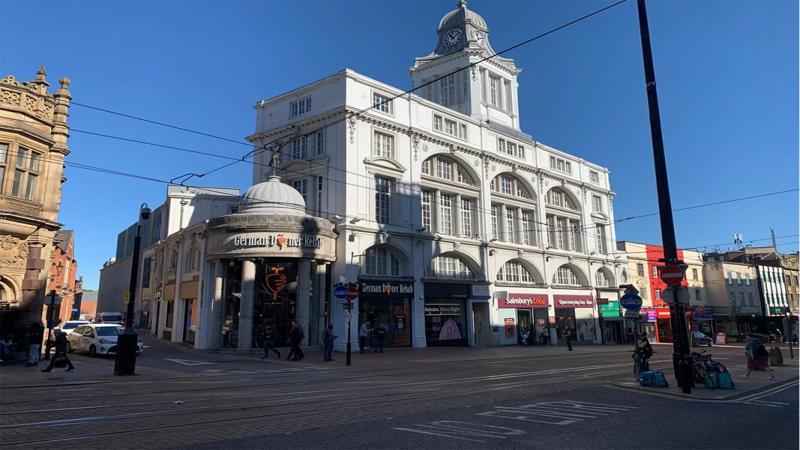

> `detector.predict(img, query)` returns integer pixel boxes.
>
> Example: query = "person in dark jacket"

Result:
[287,320,304,361]
[261,326,280,359]
[42,331,74,372]
[564,327,574,351]
[373,324,387,354]
[323,324,337,361]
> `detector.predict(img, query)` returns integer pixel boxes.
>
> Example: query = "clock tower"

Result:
[410,0,521,129]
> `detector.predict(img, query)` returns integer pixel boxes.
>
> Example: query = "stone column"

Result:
[434,190,442,233]
[210,261,224,348]
[297,259,311,347]
[238,259,255,350]
[499,204,508,242]
[454,194,462,236]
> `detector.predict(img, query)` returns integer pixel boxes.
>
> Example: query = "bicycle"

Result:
[691,351,729,383]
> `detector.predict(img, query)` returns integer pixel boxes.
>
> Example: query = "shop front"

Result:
[599,299,623,344]
[199,175,337,350]
[638,308,657,342]
[655,307,672,343]
[424,282,469,347]
[496,291,549,345]
[358,279,414,348]
[553,294,598,344]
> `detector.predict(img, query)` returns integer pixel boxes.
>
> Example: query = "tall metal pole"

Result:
[636,0,693,393]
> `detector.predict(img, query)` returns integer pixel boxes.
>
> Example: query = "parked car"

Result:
[94,312,125,325]
[66,324,143,356]
[54,320,90,336]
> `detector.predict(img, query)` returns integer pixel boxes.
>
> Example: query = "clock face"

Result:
[444,29,462,47]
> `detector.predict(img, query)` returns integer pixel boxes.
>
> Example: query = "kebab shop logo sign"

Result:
[232,234,321,250]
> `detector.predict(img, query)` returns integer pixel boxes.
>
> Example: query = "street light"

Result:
[114,203,150,376]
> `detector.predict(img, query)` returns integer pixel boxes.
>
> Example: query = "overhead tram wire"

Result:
[69,126,800,239]
[69,0,630,184]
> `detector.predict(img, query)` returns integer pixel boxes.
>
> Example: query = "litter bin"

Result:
[769,346,784,367]
[715,332,727,345]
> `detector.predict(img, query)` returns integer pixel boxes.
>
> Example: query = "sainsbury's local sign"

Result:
[232,234,321,250]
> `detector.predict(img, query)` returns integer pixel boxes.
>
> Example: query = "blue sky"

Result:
[1,0,797,289]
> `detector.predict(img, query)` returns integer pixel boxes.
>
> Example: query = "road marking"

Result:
[163,358,216,366]
[477,400,637,426]
[395,421,524,443]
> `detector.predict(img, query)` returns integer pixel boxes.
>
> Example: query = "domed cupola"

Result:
[238,175,306,216]
[438,0,488,34]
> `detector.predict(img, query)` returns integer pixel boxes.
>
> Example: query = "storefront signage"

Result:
[232,234,321,250]
[359,280,414,298]
[639,308,657,321]
[498,293,548,309]
[656,308,671,319]
[553,295,594,308]
[600,301,621,318]
[425,304,462,316]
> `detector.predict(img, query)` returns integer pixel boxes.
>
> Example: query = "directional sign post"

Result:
[335,282,359,366]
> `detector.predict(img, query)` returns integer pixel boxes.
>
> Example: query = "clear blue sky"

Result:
[1,0,797,289]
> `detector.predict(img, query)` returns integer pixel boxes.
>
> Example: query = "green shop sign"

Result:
[600,301,621,318]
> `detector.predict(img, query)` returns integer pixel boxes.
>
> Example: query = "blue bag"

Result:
[705,372,735,389]
[639,370,668,387]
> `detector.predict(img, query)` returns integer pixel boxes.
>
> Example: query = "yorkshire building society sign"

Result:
[233,234,321,250]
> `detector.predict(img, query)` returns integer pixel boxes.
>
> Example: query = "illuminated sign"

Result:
[233,234,321,250]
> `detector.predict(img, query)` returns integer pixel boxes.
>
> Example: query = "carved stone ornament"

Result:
[347,116,356,144]
[411,135,420,161]
[0,236,29,269]
[471,66,478,81]
[423,143,429,152]
[474,159,480,167]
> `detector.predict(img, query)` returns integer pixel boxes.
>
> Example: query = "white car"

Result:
[55,320,90,336]
[66,324,144,356]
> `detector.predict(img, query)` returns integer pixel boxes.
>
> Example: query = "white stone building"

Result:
[247,2,625,349]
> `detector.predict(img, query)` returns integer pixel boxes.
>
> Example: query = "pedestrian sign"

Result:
[620,293,642,312]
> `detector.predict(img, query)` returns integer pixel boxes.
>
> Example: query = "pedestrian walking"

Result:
[359,322,369,354]
[323,324,337,361]
[261,326,280,359]
[287,320,305,361]
[25,322,43,367]
[41,331,74,372]
[564,327,574,351]
[373,323,387,354]
[743,334,775,380]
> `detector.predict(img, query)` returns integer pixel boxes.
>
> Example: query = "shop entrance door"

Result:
[471,302,489,347]
[516,309,532,344]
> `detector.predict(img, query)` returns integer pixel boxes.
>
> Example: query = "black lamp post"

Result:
[114,203,150,376]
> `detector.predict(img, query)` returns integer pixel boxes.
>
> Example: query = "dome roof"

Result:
[238,175,306,216]
[438,0,488,32]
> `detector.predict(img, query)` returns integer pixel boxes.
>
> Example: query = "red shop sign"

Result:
[656,308,671,319]
[553,295,595,308]
[498,293,548,309]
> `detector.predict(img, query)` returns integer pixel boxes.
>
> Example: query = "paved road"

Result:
[0,338,797,449]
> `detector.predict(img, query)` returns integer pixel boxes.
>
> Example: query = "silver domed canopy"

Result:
[438,0,488,32]
[238,175,306,216]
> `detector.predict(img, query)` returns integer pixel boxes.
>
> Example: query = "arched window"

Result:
[496,260,536,283]
[427,254,475,280]
[553,265,581,286]
[363,246,402,277]
[595,269,611,287]
[490,174,531,199]
[420,155,479,237]
[546,188,578,210]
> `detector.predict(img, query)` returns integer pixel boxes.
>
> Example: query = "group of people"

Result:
[261,320,308,361]
[0,321,75,373]
[517,325,548,346]
[359,322,388,354]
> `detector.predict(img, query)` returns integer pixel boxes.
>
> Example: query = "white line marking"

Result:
[163,358,216,366]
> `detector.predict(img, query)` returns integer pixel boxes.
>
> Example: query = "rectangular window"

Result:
[436,159,453,180]
[421,190,432,230]
[500,176,513,195]
[439,194,452,235]
[291,179,308,205]
[291,136,307,160]
[11,170,23,197]
[498,138,505,154]
[590,170,599,184]
[556,217,568,250]
[595,224,607,254]
[489,75,500,107]
[695,289,701,301]
[637,263,644,277]
[737,273,742,285]
[375,176,392,224]
[748,292,754,306]
[692,268,698,280]
[550,156,572,174]
[373,131,394,159]
[641,287,648,300]
[316,176,323,216]
[461,198,473,237]
[290,97,311,117]
[568,220,581,252]
[506,208,516,243]
[592,195,603,213]
[433,115,443,131]
[727,272,733,285]
[653,266,659,278]
[441,75,455,106]
[372,93,392,114]
[0,142,6,192]
[745,275,751,286]
[445,118,457,136]
[315,130,324,155]
[142,257,152,288]
[739,292,745,306]
[655,289,661,301]
[491,205,499,240]
[459,124,467,139]
[521,210,533,246]
[730,292,736,304]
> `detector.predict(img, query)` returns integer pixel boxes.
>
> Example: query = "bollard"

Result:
[769,346,784,367]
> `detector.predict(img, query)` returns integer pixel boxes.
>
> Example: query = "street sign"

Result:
[333,283,348,301]
[345,283,358,302]
[620,293,643,311]
[659,264,686,287]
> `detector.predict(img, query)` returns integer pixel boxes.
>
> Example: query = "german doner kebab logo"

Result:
[233,234,320,249]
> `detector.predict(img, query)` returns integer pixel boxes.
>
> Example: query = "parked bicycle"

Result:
[691,350,729,383]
